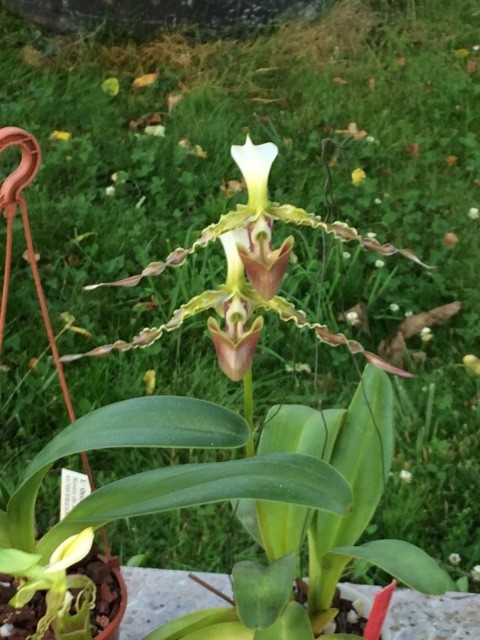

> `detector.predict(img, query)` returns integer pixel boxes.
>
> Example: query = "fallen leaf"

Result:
[144,125,166,137]
[129,113,162,131]
[101,77,120,97]
[28,358,39,370]
[167,92,184,112]
[335,122,368,140]
[22,249,40,263]
[454,48,470,58]
[178,138,207,158]
[443,232,458,247]
[143,369,156,395]
[396,57,406,67]
[0,364,10,372]
[446,155,458,166]
[368,77,375,91]
[132,73,158,90]
[467,60,479,74]
[338,301,371,336]
[399,302,461,339]
[333,76,347,85]
[405,142,419,158]
[50,130,71,141]
[21,44,46,68]
[221,179,245,198]
[379,302,461,366]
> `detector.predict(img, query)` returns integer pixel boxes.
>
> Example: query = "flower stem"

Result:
[243,368,254,457]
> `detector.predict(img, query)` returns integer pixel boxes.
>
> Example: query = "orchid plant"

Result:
[55,137,454,638]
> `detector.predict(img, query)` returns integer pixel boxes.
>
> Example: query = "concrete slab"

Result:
[120,567,480,639]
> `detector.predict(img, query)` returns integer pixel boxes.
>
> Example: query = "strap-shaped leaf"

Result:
[254,406,346,560]
[36,453,352,560]
[308,365,395,612]
[232,554,296,629]
[7,396,249,553]
[331,539,456,595]
[141,607,238,640]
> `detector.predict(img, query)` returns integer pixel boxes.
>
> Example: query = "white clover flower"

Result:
[105,185,116,197]
[399,469,412,483]
[342,251,351,260]
[420,327,433,343]
[389,303,400,312]
[448,553,462,566]
[374,198,382,205]
[366,135,376,143]
[404,310,414,317]
[366,232,377,239]
[473,45,480,51]
[374,259,385,268]
[468,207,479,220]
[471,565,480,581]
[346,311,359,325]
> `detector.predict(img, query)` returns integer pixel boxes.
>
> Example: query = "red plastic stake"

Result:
[0,126,111,557]
[363,580,397,640]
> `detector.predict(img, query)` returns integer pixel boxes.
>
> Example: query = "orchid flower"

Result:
[62,136,426,379]
[2,528,96,640]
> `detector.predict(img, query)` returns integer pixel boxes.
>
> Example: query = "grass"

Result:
[1,0,480,588]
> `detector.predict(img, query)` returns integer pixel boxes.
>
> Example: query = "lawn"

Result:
[0,0,479,589]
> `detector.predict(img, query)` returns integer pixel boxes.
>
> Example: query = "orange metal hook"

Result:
[0,126,41,218]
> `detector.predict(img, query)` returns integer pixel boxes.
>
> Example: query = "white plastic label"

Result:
[60,468,91,520]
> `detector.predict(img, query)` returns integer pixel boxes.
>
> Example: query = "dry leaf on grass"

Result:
[338,301,371,336]
[129,112,162,131]
[398,301,462,339]
[379,301,462,366]
[221,180,245,197]
[335,122,368,140]
[132,73,158,90]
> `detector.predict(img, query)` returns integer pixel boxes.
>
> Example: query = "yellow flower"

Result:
[463,354,480,376]
[351,167,367,187]
[50,130,71,141]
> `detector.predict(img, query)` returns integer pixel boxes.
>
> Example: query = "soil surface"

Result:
[0,545,122,639]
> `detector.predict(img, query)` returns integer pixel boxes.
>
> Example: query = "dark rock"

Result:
[1,0,324,34]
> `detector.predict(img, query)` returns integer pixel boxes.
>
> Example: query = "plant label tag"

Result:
[60,468,91,520]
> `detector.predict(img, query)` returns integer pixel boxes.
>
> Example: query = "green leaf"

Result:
[308,365,394,611]
[0,510,11,547]
[0,548,41,574]
[143,607,238,640]
[36,453,352,559]
[180,622,253,640]
[253,406,345,559]
[232,554,296,629]
[254,602,314,640]
[7,396,249,553]
[331,539,456,594]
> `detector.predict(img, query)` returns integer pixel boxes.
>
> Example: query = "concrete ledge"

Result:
[120,567,480,639]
